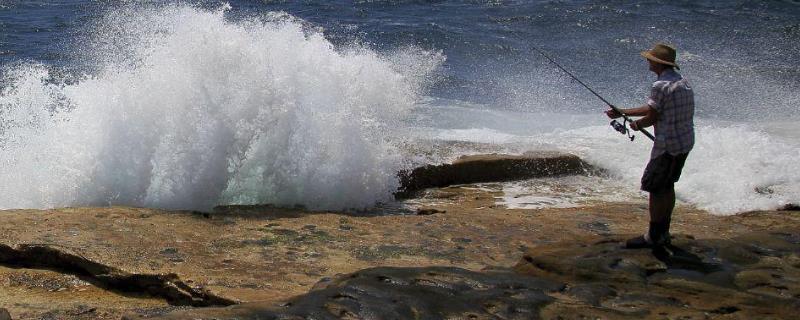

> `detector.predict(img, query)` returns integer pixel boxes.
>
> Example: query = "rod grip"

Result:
[640,128,655,141]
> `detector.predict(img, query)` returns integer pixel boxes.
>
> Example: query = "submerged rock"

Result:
[0,308,10,320]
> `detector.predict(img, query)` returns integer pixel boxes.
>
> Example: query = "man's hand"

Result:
[629,120,640,131]
[605,108,622,119]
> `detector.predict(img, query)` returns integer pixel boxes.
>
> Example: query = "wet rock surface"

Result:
[0,153,798,319]
[397,152,593,197]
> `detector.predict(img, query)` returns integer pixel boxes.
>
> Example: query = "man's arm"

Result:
[605,104,658,131]
[633,106,657,129]
[605,104,652,118]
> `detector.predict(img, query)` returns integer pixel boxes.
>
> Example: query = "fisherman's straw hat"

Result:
[641,43,679,69]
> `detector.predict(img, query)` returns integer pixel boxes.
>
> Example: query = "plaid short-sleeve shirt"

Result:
[646,69,695,159]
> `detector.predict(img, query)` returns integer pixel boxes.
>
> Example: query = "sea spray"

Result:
[0,5,443,211]
[415,102,800,215]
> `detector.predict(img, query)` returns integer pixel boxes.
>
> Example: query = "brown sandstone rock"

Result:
[143,228,800,319]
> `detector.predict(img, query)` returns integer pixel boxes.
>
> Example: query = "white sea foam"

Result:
[496,176,642,210]
[435,128,517,144]
[556,124,800,215]
[0,5,442,211]
[422,103,800,215]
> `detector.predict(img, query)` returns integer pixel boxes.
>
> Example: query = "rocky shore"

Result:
[1,153,798,319]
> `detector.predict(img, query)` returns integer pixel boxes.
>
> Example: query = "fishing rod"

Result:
[532,47,654,142]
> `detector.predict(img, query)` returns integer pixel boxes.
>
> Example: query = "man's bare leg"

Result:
[650,187,675,223]
[648,187,675,245]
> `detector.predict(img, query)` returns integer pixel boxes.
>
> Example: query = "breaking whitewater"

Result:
[1,5,798,215]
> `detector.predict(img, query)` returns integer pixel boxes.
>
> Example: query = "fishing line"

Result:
[532,46,654,142]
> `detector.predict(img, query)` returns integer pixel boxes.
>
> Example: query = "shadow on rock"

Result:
[140,266,563,320]
[652,243,722,274]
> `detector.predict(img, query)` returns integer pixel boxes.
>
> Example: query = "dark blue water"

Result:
[3,1,799,119]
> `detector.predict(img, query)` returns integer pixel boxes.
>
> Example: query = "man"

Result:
[606,43,695,249]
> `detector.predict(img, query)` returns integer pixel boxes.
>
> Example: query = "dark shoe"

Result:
[661,233,672,246]
[652,243,675,260]
[625,235,652,249]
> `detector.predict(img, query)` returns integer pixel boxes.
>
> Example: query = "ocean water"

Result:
[1,1,798,214]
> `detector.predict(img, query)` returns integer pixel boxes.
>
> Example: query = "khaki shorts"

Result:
[641,152,688,193]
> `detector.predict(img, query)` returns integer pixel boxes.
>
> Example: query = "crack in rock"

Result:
[0,243,237,307]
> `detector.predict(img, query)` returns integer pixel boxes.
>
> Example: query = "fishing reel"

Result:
[610,119,635,141]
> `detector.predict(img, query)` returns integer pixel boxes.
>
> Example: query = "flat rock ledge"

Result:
[141,230,800,320]
[397,152,593,198]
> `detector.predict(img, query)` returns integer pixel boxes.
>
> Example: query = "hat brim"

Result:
[641,51,680,70]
